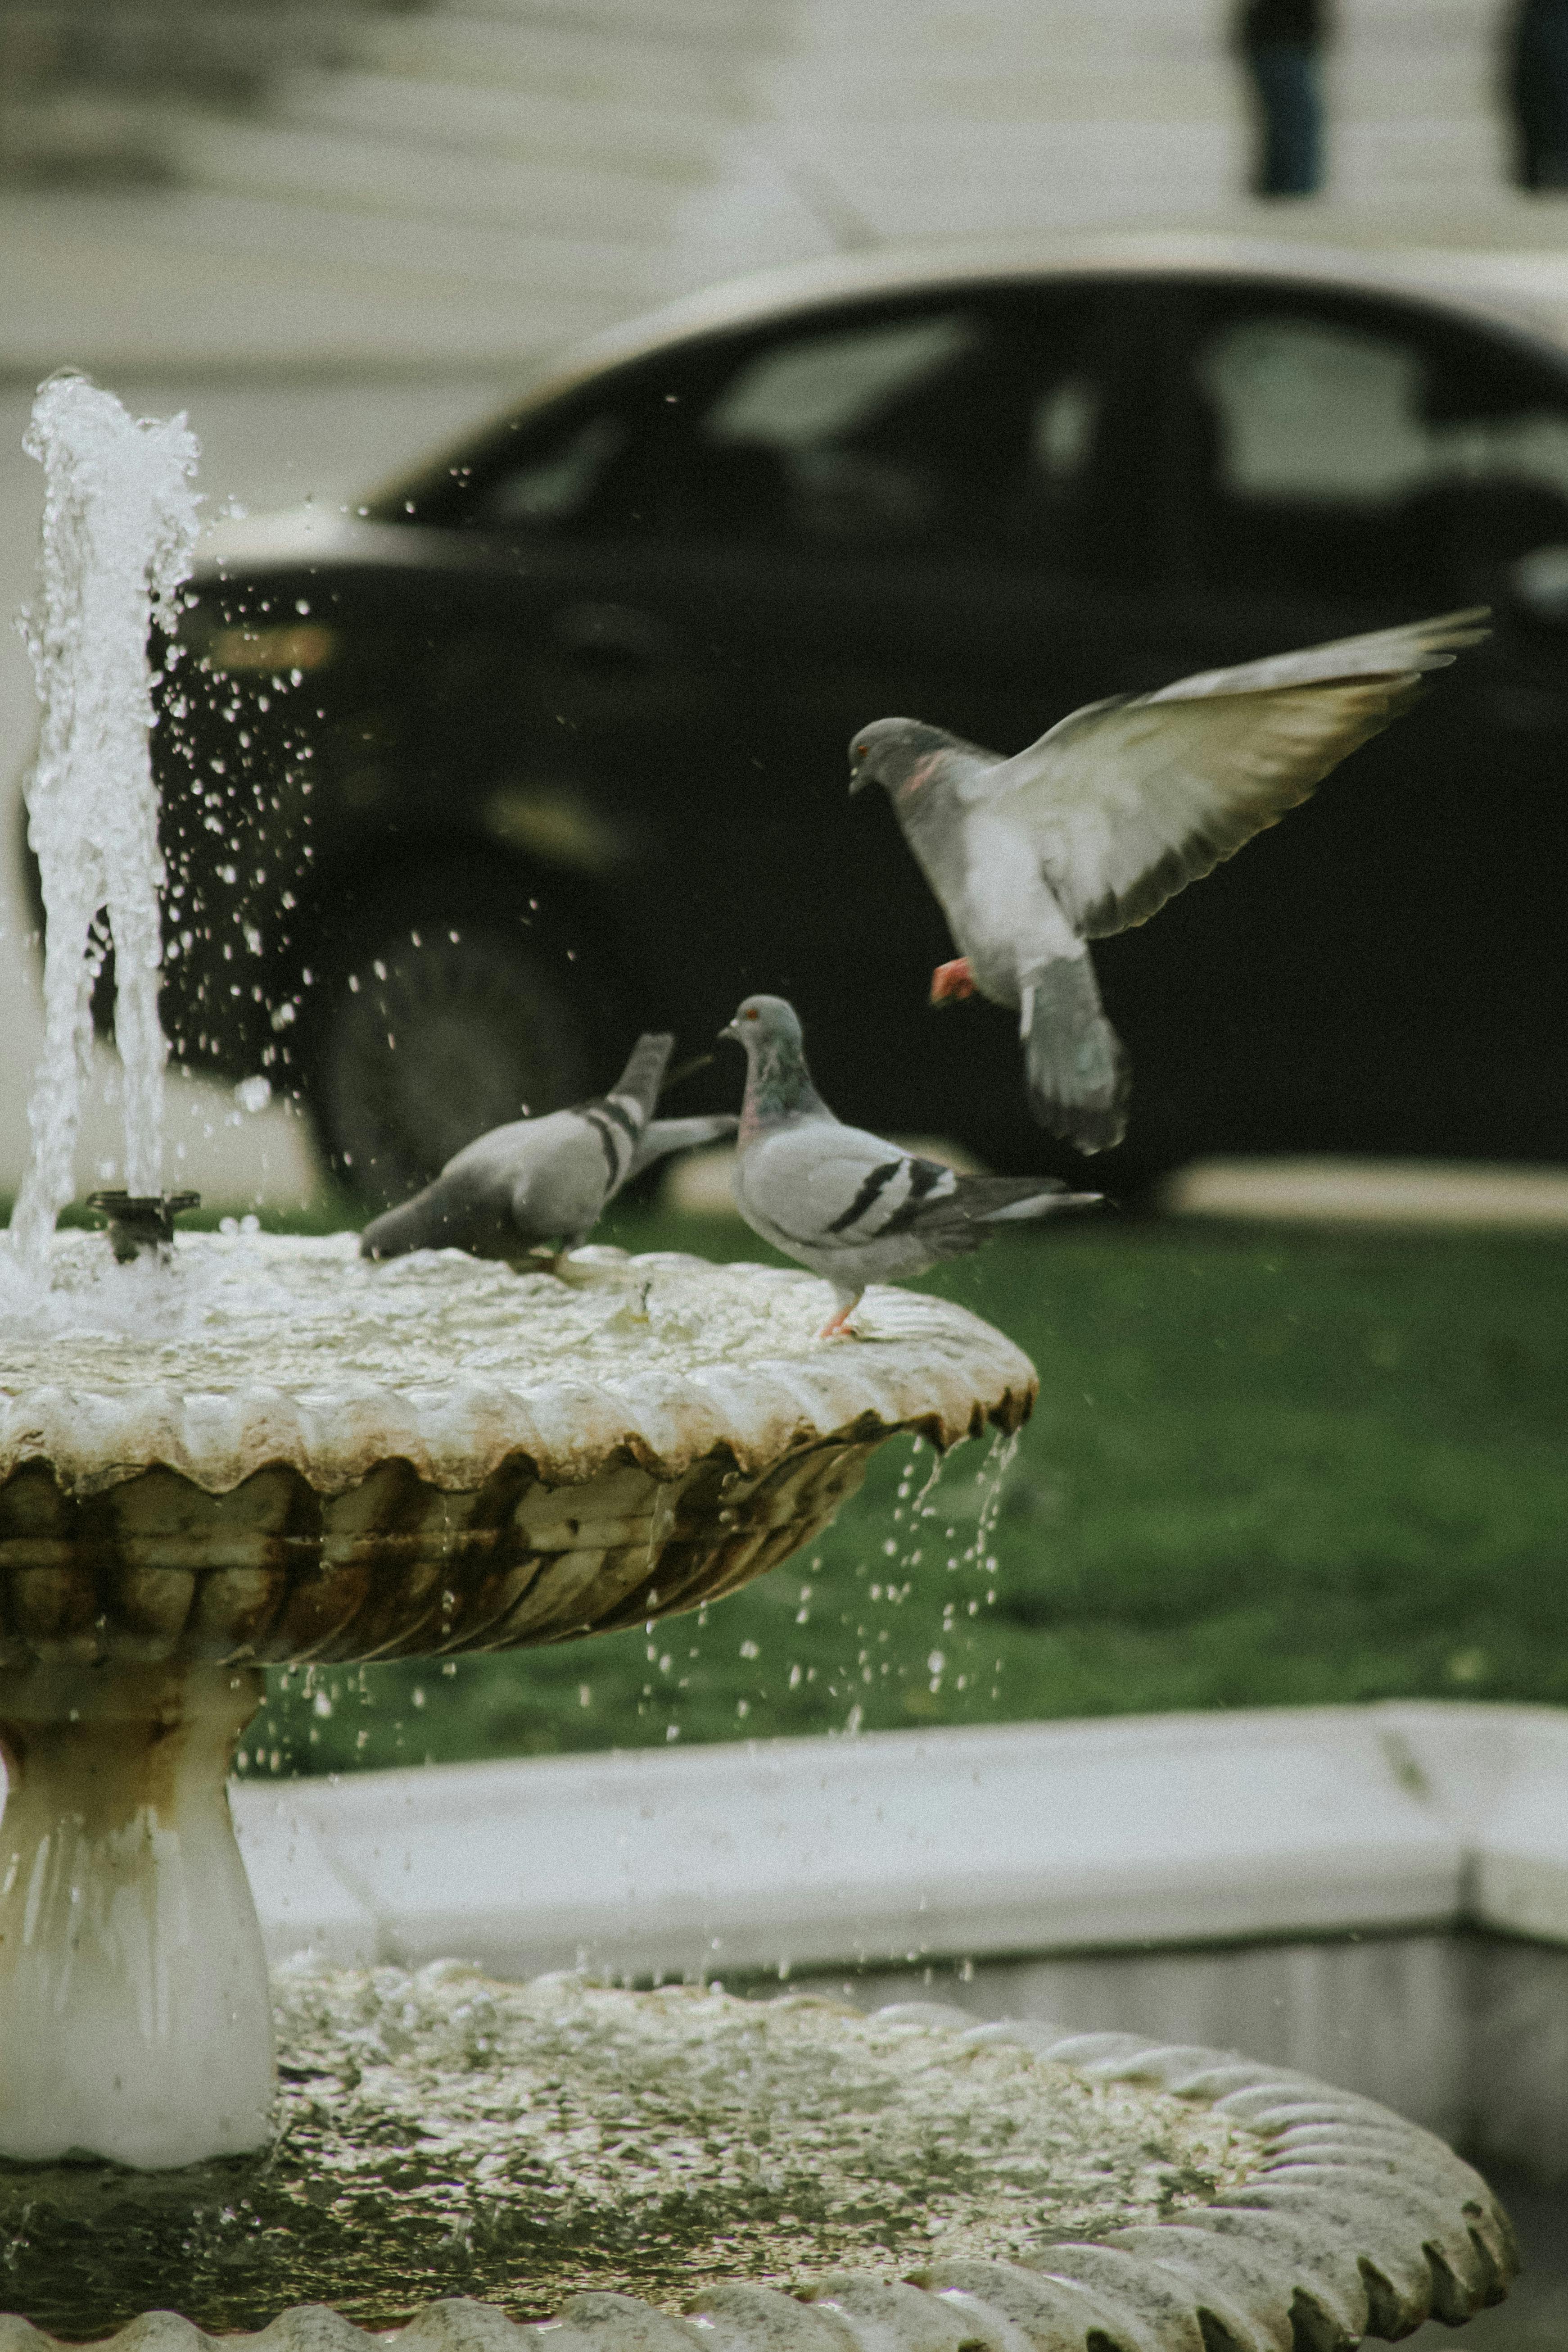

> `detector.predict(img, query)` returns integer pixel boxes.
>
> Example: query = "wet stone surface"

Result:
[0,1232,836,1396]
[0,1230,1033,1511]
[0,1969,1262,2335]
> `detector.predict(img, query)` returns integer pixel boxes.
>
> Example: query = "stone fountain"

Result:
[0,1228,1033,2175]
[0,384,1517,2345]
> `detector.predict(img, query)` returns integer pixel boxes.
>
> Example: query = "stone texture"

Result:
[0,1253,1034,1666]
[0,2014,1518,2349]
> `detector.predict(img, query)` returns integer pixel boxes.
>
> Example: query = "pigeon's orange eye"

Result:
[744,1008,759,1020]
[854,744,867,759]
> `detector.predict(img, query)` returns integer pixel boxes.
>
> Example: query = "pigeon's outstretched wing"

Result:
[628,1114,737,1180]
[980,608,1491,940]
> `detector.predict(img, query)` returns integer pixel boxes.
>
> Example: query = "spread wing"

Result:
[981,609,1490,939]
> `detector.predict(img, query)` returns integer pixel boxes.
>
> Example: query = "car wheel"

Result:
[302,887,600,1208]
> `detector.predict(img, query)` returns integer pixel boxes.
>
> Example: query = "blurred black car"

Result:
[52,245,1568,1201]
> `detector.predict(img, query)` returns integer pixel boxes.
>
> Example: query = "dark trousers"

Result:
[1244,42,1324,196]
[1511,11,1568,189]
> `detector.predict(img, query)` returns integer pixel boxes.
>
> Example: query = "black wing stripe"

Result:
[574,1092,642,1142]
[826,1158,905,1234]
[877,1158,952,1234]
[596,1095,642,1142]
[580,1110,623,1186]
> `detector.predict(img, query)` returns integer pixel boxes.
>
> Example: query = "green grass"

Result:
[236,1205,1568,1782]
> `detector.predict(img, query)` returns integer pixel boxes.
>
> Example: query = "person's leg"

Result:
[1248,44,1323,197]
[1535,15,1568,186]
[1511,21,1550,186]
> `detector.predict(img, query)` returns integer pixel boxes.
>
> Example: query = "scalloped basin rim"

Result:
[0,1248,1038,1500]
[0,2000,1519,2351]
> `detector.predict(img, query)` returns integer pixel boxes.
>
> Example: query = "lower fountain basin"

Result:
[0,1978,1516,2349]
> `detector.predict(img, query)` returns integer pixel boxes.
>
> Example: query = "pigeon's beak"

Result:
[717,1021,740,1045]
[848,763,870,797]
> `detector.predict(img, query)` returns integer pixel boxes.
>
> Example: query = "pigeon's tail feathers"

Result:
[575,1031,678,1203]
[976,1182,1103,1224]
[896,1168,1098,1263]
[360,1177,498,1261]
[608,1032,675,1124]
[360,1194,429,1260]
[628,1113,737,1180]
[1022,957,1130,1154]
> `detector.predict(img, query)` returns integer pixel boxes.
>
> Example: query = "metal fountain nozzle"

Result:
[85,1190,201,1263]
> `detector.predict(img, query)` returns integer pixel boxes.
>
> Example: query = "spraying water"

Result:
[9,376,200,1267]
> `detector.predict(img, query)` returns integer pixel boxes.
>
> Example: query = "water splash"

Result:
[10,376,200,1268]
[0,1966,1260,2335]
[972,1426,1019,1564]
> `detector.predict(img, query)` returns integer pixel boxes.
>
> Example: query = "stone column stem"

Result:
[0,1659,273,2167]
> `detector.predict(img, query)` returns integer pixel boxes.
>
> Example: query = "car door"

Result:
[1097,277,1568,1170]
[419,278,1175,1167]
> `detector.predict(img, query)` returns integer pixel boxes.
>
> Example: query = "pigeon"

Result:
[719,994,1099,1337]
[849,607,1491,1153]
[360,1031,735,1264]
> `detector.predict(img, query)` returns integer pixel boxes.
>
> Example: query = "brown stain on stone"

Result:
[0,1660,265,1831]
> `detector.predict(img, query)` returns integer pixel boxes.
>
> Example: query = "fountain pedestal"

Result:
[0,1659,271,2166]
[0,1237,1037,2171]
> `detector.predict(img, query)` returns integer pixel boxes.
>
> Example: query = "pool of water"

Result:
[0,1232,833,1398]
[0,1968,1260,2336]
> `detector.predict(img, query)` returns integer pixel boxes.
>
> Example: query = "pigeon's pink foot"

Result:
[930,957,975,1006]
[816,1298,861,1340]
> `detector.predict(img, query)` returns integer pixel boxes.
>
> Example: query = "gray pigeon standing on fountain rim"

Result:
[849,607,1491,1153]
[720,994,1099,1337]
[360,1032,734,1264]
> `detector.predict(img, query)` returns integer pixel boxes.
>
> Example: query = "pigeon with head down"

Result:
[360,1031,733,1264]
[849,608,1491,1154]
[720,993,1098,1338]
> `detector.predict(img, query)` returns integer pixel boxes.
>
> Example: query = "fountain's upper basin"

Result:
[0,1236,1035,1666]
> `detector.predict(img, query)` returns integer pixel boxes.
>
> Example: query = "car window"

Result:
[1034,374,1101,479]
[694,312,985,547]
[1183,301,1568,597]
[657,298,1118,562]
[447,291,1140,572]
[1200,317,1427,503]
[457,324,989,541]
[479,415,631,526]
[705,314,976,447]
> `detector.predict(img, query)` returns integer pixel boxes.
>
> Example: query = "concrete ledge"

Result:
[1161,1156,1568,1227]
[234,1706,1473,1979]
[232,1701,1568,2180]
[232,1702,1561,1978]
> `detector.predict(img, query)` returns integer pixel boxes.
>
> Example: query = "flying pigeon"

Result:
[849,607,1491,1153]
[719,994,1099,1337]
[360,1031,734,1264]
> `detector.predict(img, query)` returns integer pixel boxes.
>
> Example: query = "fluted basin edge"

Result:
[0,2008,1516,2351]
